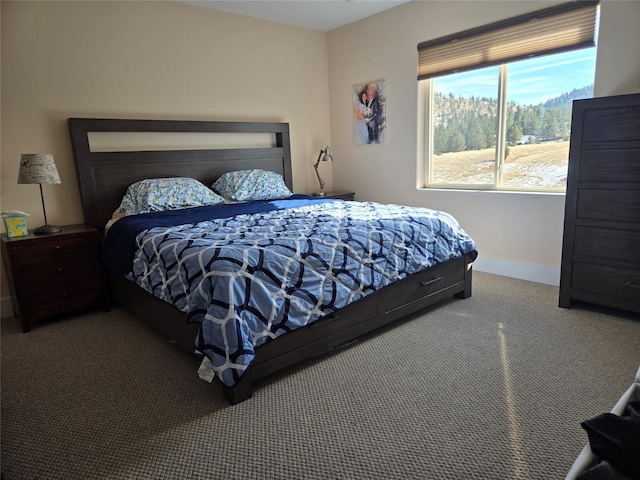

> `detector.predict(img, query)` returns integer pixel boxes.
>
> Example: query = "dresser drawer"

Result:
[572,262,640,302]
[14,235,99,265]
[583,105,640,143]
[574,226,640,263]
[576,188,640,222]
[579,150,640,183]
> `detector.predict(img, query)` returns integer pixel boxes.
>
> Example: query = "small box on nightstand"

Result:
[2,211,29,238]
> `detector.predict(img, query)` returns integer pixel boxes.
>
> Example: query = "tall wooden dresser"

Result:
[559,93,640,313]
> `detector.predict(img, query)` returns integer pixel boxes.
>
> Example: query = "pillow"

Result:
[116,177,224,216]
[212,169,293,202]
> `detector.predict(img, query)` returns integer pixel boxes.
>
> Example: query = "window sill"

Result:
[418,187,565,197]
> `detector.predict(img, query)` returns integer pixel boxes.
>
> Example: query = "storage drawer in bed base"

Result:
[249,277,468,382]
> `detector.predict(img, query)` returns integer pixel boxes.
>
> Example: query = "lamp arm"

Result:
[313,150,325,191]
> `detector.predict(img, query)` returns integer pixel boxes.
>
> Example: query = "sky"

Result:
[434,48,597,106]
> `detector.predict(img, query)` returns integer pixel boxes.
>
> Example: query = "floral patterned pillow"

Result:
[116,177,224,216]
[212,169,293,202]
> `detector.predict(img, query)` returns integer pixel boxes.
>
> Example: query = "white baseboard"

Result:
[1,297,15,319]
[472,256,560,286]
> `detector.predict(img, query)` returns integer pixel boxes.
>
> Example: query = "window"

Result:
[418,1,599,192]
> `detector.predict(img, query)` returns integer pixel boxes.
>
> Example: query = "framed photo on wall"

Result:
[353,80,386,145]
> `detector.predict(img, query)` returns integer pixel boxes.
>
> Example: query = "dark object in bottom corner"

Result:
[580,401,640,480]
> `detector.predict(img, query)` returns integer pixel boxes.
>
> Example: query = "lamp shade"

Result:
[321,147,333,163]
[18,154,61,185]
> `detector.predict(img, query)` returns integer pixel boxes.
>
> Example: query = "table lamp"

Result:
[312,146,333,196]
[18,154,61,235]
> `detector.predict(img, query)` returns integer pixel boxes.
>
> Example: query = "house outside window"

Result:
[417,1,600,192]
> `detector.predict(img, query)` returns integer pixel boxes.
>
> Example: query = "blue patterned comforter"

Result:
[103,196,477,387]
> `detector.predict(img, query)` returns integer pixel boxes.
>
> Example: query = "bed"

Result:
[68,117,478,404]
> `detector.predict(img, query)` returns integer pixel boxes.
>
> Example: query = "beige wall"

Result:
[2,0,639,310]
[0,1,332,306]
[327,0,640,284]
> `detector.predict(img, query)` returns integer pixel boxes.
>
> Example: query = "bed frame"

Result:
[68,117,475,404]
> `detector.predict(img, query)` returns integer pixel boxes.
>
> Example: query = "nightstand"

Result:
[1,224,107,332]
[321,191,356,201]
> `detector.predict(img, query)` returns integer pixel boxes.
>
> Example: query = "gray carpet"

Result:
[1,272,639,479]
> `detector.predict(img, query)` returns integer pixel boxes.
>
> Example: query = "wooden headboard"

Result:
[68,118,293,230]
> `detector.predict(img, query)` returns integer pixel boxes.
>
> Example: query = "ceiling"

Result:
[179,0,411,32]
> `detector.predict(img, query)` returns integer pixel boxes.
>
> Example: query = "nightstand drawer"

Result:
[328,192,355,201]
[318,191,356,201]
[22,261,101,292]
[15,236,99,265]
[28,284,104,320]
